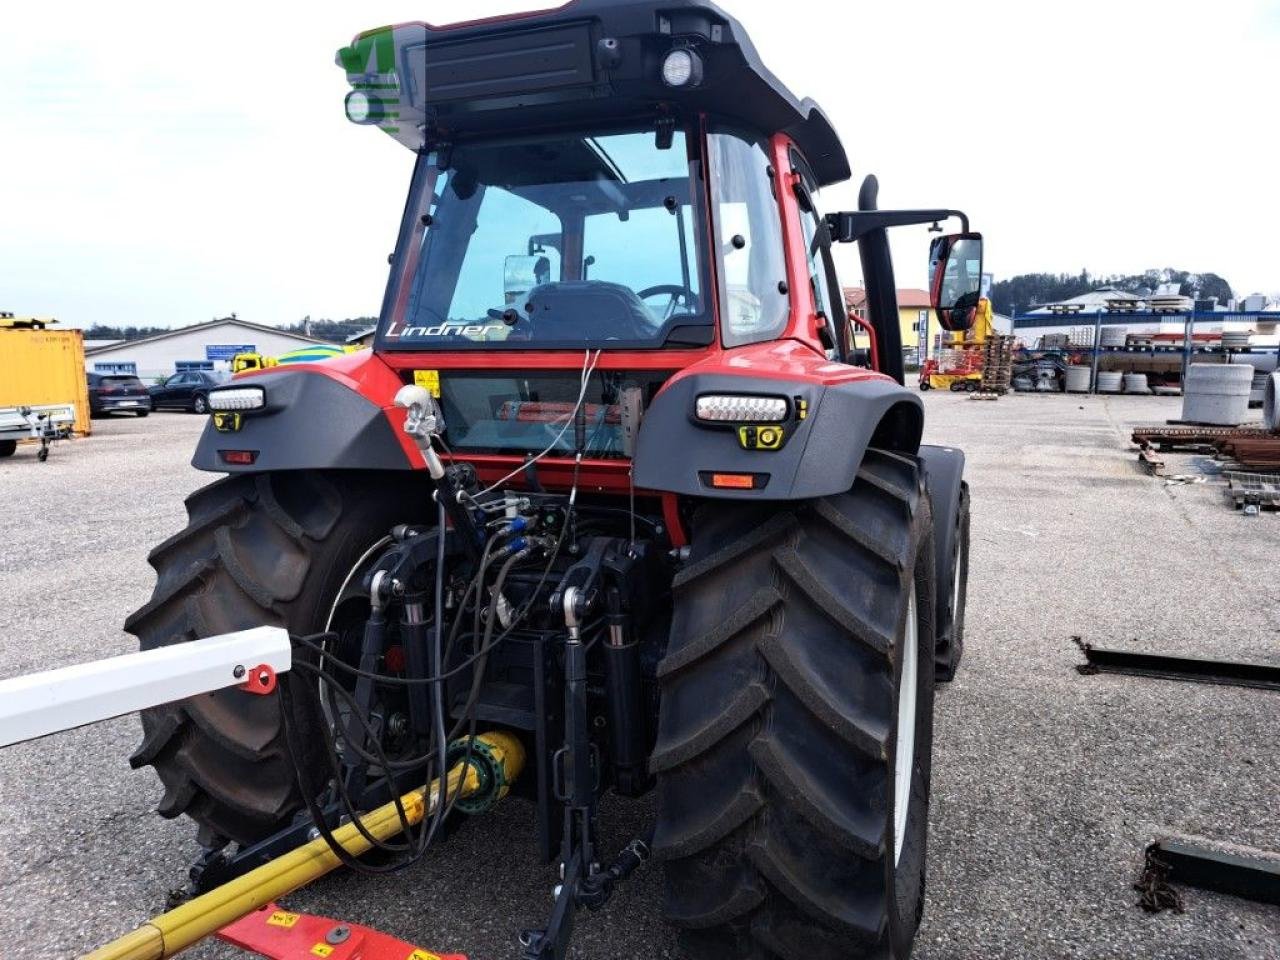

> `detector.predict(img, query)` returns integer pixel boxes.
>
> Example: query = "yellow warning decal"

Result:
[266,910,300,928]
[407,950,442,960]
[311,945,334,957]
[413,370,441,397]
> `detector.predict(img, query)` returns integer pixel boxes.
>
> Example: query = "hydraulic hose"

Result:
[82,731,524,960]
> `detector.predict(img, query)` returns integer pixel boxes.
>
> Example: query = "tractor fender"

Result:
[917,442,967,637]
[190,368,417,473]
[633,372,923,500]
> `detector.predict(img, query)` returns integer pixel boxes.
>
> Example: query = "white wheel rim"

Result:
[894,590,918,866]
[952,545,964,626]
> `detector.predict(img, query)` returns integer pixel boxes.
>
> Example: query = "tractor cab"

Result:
[340,1,979,376]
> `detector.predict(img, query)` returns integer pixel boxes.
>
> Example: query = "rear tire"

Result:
[126,470,427,845]
[192,394,209,415]
[653,449,937,960]
[0,439,15,458]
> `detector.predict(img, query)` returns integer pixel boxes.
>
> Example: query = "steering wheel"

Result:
[637,284,699,321]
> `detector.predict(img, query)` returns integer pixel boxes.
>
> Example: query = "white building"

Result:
[84,318,330,379]
[1025,287,1144,316]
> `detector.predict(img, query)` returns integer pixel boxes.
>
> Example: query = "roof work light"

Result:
[661,48,704,88]
[345,90,385,124]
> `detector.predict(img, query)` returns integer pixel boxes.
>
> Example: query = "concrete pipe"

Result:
[1096,371,1124,394]
[1265,371,1280,433]
[1182,363,1253,426]
[1064,365,1092,393]
[1123,373,1151,395]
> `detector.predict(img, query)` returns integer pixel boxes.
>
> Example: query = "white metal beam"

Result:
[0,627,291,748]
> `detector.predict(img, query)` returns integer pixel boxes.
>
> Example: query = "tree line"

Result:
[990,269,1233,316]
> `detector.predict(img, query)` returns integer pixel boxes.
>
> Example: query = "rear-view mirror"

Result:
[929,233,984,331]
[503,255,552,307]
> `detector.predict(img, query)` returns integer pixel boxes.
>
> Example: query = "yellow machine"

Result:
[230,352,278,373]
[920,298,997,392]
[231,345,359,373]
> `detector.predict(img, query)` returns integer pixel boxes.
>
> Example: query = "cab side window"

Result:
[708,130,791,348]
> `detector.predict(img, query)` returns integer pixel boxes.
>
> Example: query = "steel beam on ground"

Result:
[1075,644,1280,692]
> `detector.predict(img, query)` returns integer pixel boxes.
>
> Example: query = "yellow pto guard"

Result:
[83,732,524,960]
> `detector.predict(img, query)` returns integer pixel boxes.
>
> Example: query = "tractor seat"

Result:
[522,281,658,345]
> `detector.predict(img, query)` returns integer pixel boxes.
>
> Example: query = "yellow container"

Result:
[0,328,92,437]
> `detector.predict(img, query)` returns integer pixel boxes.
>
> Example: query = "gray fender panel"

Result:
[191,370,414,473]
[633,373,923,500]
[917,443,966,633]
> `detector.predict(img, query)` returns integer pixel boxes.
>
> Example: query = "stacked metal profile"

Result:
[1099,326,1128,348]
[1225,472,1280,511]
[1131,425,1280,472]
[1222,330,1254,350]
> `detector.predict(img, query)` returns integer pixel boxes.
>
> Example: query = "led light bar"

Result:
[695,395,788,423]
[208,387,266,412]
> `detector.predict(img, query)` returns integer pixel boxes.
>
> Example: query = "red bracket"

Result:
[219,903,467,960]
[238,664,278,696]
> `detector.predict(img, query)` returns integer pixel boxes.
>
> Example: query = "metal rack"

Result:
[1012,309,1280,395]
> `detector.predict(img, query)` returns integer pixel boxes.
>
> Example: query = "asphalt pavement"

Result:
[0,396,1276,960]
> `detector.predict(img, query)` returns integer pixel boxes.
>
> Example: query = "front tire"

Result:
[126,470,426,845]
[0,439,15,458]
[653,449,937,960]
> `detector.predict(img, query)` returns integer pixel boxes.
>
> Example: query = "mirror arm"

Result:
[825,208,970,243]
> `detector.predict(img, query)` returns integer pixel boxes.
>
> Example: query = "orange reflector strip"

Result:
[710,473,755,489]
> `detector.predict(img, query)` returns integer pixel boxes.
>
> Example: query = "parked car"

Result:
[86,372,152,417]
[148,370,226,413]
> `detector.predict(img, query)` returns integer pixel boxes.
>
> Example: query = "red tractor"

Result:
[127,3,977,957]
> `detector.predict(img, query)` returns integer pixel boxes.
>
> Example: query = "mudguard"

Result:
[191,369,415,473]
[633,372,923,500]
[917,443,967,677]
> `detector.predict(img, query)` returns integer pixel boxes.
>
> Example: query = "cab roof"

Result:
[339,0,851,187]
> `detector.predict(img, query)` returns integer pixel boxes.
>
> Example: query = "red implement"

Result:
[218,903,466,960]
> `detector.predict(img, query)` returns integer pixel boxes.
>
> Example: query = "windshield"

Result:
[379,127,710,350]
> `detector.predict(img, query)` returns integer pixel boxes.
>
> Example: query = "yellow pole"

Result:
[82,731,524,960]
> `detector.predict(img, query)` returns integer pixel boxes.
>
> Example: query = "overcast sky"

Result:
[2,0,1278,329]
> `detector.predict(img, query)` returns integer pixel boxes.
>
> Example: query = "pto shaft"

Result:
[82,731,524,960]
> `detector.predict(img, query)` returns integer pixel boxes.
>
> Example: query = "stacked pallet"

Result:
[979,335,1016,394]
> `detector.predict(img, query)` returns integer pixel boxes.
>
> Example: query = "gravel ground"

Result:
[0,396,1277,960]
